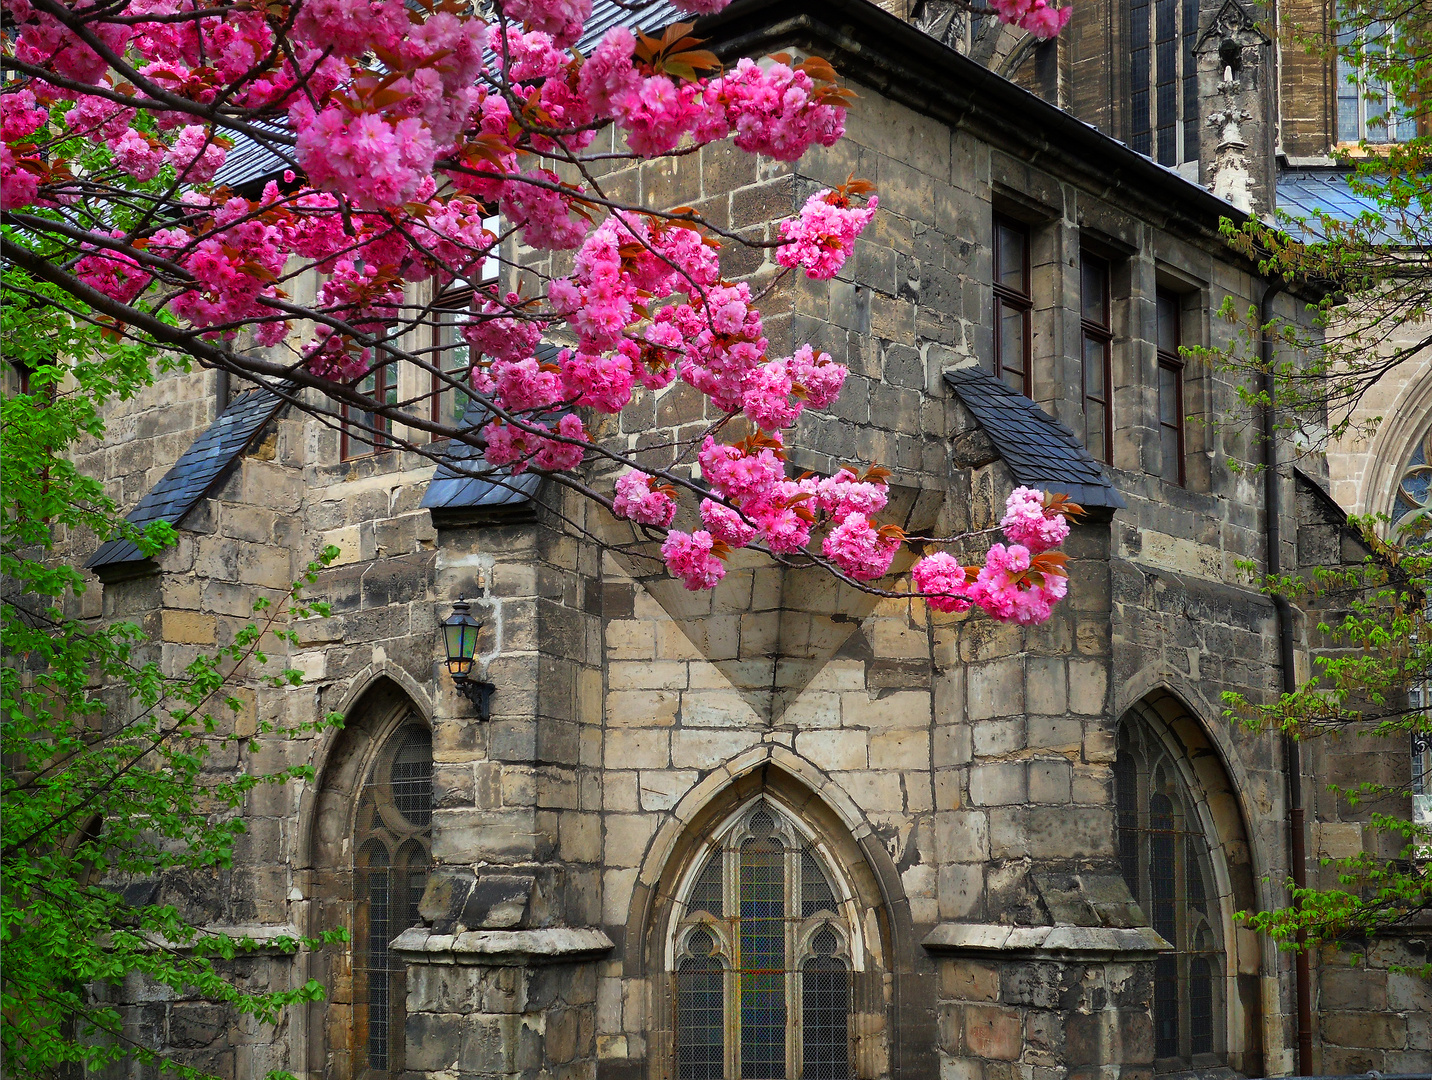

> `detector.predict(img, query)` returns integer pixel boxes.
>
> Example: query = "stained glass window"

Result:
[354,725,432,1078]
[673,801,853,1080]
[1391,427,1432,538]
[1115,723,1223,1068]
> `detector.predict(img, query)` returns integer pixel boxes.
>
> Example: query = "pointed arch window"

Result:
[672,801,855,1080]
[353,725,433,1079]
[1115,722,1224,1069]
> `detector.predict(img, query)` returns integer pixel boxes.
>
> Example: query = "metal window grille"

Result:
[1115,724,1224,1067]
[353,723,433,1079]
[672,801,853,1080]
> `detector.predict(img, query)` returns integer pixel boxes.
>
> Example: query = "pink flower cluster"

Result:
[823,513,902,581]
[777,190,879,281]
[662,530,727,590]
[989,0,1073,38]
[485,413,587,473]
[613,471,678,527]
[909,487,1074,624]
[1000,486,1071,552]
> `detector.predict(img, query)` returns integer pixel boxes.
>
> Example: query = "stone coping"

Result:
[921,922,1170,960]
[391,926,614,966]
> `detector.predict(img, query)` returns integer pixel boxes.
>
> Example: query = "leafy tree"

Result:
[1213,0,1431,960]
[1,272,344,1078]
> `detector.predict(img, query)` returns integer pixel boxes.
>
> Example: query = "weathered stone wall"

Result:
[56,14,1423,1080]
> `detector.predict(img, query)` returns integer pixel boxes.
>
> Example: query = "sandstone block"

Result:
[968,659,1024,721]
[162,609,216,645]
[795,729,868,772]
[968,762,1026,806]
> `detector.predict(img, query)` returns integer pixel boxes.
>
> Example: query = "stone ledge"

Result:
[392,926,615,966]
[921,922,1169,960]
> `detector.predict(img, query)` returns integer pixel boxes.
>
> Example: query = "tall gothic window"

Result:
[1129,0,1198,167]
[672,801,854,1080]
[353,725,433,1079]
[1115,722,1224,1069]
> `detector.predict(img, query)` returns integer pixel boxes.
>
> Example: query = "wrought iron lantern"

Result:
[441,600,495,718]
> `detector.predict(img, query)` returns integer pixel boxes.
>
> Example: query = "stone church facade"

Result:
[60,1,1429,1079]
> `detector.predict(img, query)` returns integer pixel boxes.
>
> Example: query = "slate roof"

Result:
[420,400,543,524]
[1275,168,1396,243]
[86,384,289,573]
[420,343,561,523]
[942,366,1126,511]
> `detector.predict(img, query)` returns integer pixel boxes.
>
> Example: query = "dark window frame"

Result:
[992,214,1033,396]
[340,359,397,461]
[1115,722,1225,1070]
[1080,253,1114,463]
[1156,290,1186,486]
[352,724,433,1080]
[430,288,478,429]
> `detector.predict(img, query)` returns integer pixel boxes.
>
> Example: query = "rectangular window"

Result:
[1080,254,1113,463]
[1156,291,1185,486]
[430,290,475,429]
[428,214,500,430]
[341,360,397,460]
[992,215,1032,396]
[1336,19,1416,144]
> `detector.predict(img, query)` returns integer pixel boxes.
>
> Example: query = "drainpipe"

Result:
[1260,279,1314,1075]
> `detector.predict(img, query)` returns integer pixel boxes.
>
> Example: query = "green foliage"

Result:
[1,269,344,1077]
[1204,0,1432,964]
[1224,520,1432,971]
[1213,0,1431,445]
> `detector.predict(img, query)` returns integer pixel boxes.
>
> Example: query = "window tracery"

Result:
[671,801,855,1080]
[353,724,432,1079]
[1115,721,1224,1069]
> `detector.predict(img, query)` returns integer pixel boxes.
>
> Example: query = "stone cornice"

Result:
[921,922,1171,960]
[391,926,615,966]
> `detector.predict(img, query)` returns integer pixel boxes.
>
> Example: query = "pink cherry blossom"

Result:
[777,189,879,280]
[662,530,727,590]
[700,499,757,547]
[823,512,902,581]
[911,553,973,613]
[999,486,1070,553]
[613,471,677,528]
[167,126,227,182]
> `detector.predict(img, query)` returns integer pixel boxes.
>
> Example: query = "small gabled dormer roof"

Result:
[86,384,288,580]
[943,366,1125,512]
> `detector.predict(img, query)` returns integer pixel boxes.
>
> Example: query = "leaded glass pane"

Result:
[679,931,725,1080]
[801,851,837,917]
[690,852,725,917]
[672,803,857,1080]
[740,837,786,1079]
[354,723,433,1079]
[802,941,849,1080]
[1115,721,1225,1066]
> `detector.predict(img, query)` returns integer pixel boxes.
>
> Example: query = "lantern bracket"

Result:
[454,677,496,720]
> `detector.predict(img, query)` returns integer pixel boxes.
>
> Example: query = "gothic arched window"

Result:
[1115,722,1224,1069]
[353,725,433,1079]
[1129,0,1199,167]
[1391,426,1432,536]
[671,801,856,1080]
